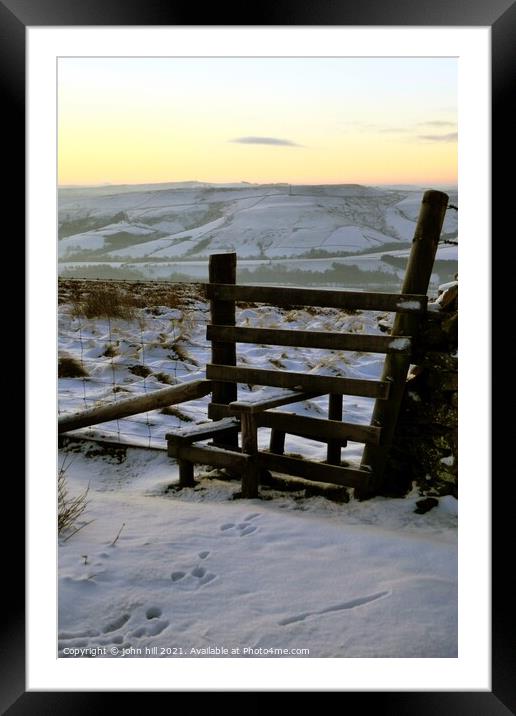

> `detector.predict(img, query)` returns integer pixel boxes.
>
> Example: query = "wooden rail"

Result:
[255,411,382,445]
[207,325,412,353]
[206,284,427,313]
[206,364,390,399]
[58,379,212,434]
[257,453,371,488]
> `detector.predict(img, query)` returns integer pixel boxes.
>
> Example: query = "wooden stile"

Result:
[162,192,448,499]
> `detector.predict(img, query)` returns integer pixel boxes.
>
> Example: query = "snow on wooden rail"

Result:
[58,379,213,434]
[206,283,428,313]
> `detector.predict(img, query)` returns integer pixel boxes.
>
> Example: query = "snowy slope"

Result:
[58,445,457,658]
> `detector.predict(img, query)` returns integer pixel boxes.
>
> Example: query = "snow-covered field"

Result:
[58,281,457,658]
[58,445,457,659]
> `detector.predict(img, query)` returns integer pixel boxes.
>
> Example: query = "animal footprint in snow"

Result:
[244,513,261,521]
[170,564,216,589]
[102,613,130,634]
[220,514,261,537]
[121,606,169,639]
[130,617,169,638]
[145,607,162,619]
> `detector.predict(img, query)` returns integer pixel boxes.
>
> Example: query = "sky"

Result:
[58,57,457,186]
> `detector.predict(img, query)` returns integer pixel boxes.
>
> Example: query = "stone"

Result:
[414,497,439,514]
[437,284,458,310]
[425,371,458,391]
[420,351,458,371]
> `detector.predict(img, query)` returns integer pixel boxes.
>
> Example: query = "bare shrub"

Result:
[58,460,90,536]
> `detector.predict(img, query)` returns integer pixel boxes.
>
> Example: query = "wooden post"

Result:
[359,189,449,495]
[241,412,259,498]
[326,393,343,464]
[269,429,286,454]
[209,253,239,448]
[178,460,195,488]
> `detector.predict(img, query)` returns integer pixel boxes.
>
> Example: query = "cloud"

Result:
[418,120,456,128]
[230,136,303,147]
[418,132,458,142]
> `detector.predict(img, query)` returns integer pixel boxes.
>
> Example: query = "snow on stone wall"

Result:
[384,283,458,497]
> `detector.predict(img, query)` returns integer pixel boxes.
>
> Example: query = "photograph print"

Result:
[57,55,458,660]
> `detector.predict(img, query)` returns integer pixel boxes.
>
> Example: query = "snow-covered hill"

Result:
[58,183,458,276]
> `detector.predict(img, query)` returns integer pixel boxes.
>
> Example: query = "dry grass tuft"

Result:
[128,364,152,378]
[160,405,194,421]
[154,371,175,385]
[71,285,144,320]
[59,355,88,378]
[102,343,119,358]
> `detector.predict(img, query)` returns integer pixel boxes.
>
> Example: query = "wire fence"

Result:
[58,281,211,449]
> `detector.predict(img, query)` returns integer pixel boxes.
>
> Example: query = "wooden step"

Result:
[166,417,240,444]
[167,442,249,471]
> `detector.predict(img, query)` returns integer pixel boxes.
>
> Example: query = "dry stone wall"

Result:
[383,282,458,497]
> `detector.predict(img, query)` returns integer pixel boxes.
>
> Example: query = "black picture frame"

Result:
[6,0,514,710]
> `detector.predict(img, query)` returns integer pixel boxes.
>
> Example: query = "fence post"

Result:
[326,393,343,464]
[209,253,239,448]
[359,189,449,495]
[269,429,286,454]
[241,412,259,498]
